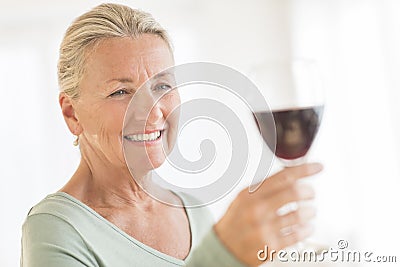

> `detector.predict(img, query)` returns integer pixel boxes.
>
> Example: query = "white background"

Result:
[1,0,399,266]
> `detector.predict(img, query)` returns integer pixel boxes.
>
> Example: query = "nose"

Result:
[128,87,163,125]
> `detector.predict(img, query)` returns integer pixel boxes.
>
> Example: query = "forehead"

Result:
[84,34,174,84]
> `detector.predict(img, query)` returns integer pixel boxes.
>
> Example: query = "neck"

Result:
[61,148,156,208]
[60,139,181,208]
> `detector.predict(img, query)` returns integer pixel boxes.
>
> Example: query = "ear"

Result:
[59,92,83,135]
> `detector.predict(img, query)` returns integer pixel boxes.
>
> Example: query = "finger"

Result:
[264,183,315,213]
[275,205,316,230]
[257,163,323,197]
[256,184,315,224]
[278,223,314,250]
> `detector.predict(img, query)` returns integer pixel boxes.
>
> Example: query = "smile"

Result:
[124,130,163,142]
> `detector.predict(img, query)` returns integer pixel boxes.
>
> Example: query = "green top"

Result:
[21,192,245,267]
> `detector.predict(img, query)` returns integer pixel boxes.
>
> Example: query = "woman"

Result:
[21,3,322,267]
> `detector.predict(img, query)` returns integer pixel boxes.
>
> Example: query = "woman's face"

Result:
[74,34,180,175]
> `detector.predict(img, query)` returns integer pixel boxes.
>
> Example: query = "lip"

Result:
[123,129,164,146]
[124,129,164,136]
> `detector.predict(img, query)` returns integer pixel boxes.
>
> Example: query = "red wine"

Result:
[254,106,323,160]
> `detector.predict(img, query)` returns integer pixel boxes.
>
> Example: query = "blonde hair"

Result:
[57,3,172,99]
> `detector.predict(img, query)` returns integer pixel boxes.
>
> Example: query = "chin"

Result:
[122,133,173,175]
[147,153,167,170]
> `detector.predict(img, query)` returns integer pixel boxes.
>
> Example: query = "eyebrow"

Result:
[105,71,174,84]
[105,78,134,84]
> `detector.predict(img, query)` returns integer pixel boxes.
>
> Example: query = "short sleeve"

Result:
[185,227,247,267]
[21,213,98,267]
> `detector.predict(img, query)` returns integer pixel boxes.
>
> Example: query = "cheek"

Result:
[79,101,127,140]
[163,92,181,122]
[96,103,127,161]
[106,104,126,132]
[162,93,180,150]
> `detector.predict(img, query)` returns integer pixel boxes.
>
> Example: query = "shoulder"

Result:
[24,192,89,225]
[23,192,105,241]
[21,193,98,266]
[23,212,85,251]
[27,192,88,219]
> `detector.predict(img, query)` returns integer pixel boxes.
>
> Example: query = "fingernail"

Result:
[309,163,323,172]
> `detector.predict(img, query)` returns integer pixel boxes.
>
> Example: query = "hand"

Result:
[214,163,323,266]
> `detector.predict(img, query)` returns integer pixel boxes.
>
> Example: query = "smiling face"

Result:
[72,34,180,176]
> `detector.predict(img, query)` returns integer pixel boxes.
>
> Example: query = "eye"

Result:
[154,83,172,91]
[109,89,129,97]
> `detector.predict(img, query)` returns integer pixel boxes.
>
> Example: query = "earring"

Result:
[73,135,79,146]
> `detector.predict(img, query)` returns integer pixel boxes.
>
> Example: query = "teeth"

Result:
[125,131,161,142]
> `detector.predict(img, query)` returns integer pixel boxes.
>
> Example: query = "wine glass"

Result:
[250,59,325,253]
[251,59,324,166]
